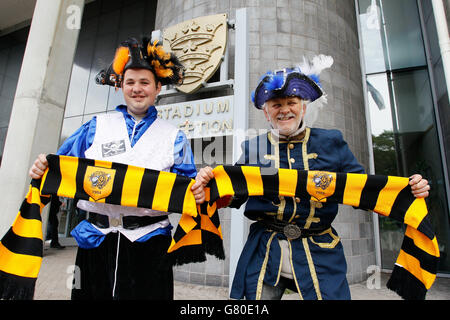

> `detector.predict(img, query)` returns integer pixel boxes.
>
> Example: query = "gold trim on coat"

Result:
[309,228,340,249]
[256,232,277,300]
[267,132,280,169]
[286,140,298,223]
[288,239,304,300]
[301,128,321,228]
[274,238,284,286]
[304,201,321,228]
[302,238,323,300]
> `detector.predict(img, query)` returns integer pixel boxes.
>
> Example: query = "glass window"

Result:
[367,73,394,137]
[358,0,387,74]
[359,0,427,73]
[65,34,96,118]
[65,63,90,118]
[392,69,434,139]
[367,74,403,268]
[59,116,83,146]
[0,127,7,165]
[358,0,450,273]
[4,44,26,79]
[84,32,116,114]
[380,0,427,70]
[391,70,450,273]
[0,96,13,128]
[368,69,450,272]
[0,29,28,163]
[0,48,9,75]
[107,86,126,111]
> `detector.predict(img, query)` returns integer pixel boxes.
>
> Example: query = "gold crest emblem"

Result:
[163,13,228,94]
[313,173,333,190]
[307,171,336,201]
[83,166,116,201]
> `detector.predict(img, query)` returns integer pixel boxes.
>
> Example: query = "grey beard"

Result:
[270,120,306,140]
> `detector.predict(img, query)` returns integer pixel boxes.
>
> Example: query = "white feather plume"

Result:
[298,54,334,76]
[304,95,327,126]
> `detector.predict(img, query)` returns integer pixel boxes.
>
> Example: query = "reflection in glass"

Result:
[0,31,28,160]
[84,32,116,115]
[367,74,393,136]
[107,86,126,111]
[391,70,450,272]
[65,34,96,117]
[359,0,427,73]
[59,116,83,146]
[367,73,404,268]
[379,0,427,70]
[359,0,387,74]
[368,70,450,272]
[65,63,90,117]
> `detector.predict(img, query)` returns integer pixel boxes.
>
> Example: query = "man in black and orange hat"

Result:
[29,38,196,300]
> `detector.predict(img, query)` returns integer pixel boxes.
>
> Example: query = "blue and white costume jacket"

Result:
[230,127,365,300]
[57,105,196,248]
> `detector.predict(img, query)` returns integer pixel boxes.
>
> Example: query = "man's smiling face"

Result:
[263,96,306,136]
[122,68,161,120]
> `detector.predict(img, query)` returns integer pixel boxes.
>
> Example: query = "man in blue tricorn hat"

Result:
[191,56,430,300]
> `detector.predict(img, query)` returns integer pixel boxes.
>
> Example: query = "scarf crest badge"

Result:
[84,166,116,201]
[308,171,336,201]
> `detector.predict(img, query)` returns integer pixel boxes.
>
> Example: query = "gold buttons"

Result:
[295,197,301,203]
[288,144,294,150]
[312,201,323,208]
[290,158,295,163]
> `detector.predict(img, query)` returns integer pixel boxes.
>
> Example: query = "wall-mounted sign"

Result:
[156,95,233,139]
[163,13,228,94]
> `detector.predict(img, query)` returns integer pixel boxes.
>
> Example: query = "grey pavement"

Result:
[34,245,450,300]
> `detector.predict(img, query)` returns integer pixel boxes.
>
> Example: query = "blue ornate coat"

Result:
[230,127,365,300]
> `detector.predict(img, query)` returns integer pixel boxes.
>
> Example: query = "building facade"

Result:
[0,0,448,294]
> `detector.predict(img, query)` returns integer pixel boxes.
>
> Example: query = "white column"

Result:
[229,8,249,294]
[0,0,84,236]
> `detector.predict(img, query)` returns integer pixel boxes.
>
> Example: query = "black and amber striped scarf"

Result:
[0,155,439,300]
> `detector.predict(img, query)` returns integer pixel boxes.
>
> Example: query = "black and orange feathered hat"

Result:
[96,37,184,88]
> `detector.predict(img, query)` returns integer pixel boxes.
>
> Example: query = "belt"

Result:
[88,212,168,230]
[257,218,328,240]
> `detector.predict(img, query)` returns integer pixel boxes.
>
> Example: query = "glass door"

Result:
[358,0,450,273]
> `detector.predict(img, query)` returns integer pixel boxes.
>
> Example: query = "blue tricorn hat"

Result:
[251,55,333,109]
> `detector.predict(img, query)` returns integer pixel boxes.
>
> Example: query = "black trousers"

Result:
[71,232,173,300]
[46,196,61,244]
